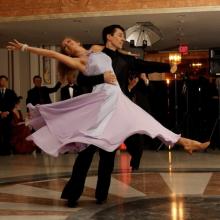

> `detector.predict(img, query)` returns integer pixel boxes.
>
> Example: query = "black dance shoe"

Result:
[96,199,107,205]
[67,199,78,208]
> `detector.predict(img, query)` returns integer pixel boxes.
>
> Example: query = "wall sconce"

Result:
[191,62,202,68]
[169,53,182,64]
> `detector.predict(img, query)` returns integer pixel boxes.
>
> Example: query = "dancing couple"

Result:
[7,25,209,206]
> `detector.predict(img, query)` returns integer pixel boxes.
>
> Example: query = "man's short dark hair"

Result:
[102,24,125,44]
[33,75,42,81]
[0,75,8,81]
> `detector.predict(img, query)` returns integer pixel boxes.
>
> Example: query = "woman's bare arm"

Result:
[89,45,104,53]
[118,49,140,58]
[7,40,86,72]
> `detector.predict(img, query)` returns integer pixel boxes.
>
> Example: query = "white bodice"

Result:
[84,52,120,93]
[84,52,114,76]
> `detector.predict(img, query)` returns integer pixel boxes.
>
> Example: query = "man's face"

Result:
[107,28,125,50]
[34,78,42,87]
[67,71,78,84]
[67,75,75,84]
[0,78,8,88]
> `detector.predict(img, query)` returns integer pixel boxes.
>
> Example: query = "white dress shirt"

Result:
[68,84,74,98]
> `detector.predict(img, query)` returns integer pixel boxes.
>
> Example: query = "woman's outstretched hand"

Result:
[7,39,25,51]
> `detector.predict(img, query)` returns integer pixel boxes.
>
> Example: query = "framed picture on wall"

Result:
[42,50,51,84]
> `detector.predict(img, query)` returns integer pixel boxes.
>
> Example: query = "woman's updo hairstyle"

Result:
[58,37,79,79]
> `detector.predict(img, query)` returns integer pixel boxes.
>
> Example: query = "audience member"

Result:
[61,71,83,101]
[10,96,36,154]
[26,75,62,106]
[0,75,17,155]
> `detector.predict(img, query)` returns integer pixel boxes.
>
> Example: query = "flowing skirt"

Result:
[27,84,180,157]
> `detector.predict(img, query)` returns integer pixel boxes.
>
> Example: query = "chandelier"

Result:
[169,53,182,65]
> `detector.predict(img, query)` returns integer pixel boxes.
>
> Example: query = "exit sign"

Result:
[179,45,188,55]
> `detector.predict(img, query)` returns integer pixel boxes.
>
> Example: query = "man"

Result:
[26,75,62,106]
[60,71,83,101]
[61,24,177,207]
[0,75,17,155]
[26,75,62,152]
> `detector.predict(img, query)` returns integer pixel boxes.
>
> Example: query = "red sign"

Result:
[179,44,188,55]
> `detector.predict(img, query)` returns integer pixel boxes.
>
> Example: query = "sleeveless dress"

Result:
[27,52,180,157]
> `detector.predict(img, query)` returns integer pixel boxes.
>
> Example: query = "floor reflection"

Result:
[1,151,220,219]
[82,196,220,220]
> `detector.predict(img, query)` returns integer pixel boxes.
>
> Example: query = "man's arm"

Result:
[77,74,104,87]
[26,90,32,105]
[77,71,117,87]
[26,89,35,112]
[26,89,37,105]
[128,55,174,74]
[126,77,139,99]
[47,81,62,93]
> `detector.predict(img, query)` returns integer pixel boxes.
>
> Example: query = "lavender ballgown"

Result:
[27,52,180,157]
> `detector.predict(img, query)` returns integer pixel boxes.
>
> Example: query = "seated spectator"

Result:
[10,96,36,154]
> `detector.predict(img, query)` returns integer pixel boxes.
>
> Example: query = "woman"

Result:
[10,96,36,154]
[7,39,209,156]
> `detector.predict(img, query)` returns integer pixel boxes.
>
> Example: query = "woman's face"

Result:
[61,38,82,56]
[15,102,21,110]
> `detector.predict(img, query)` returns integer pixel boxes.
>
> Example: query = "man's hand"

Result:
[128,77,139,92]
[140,73,149,85]
[104,71,117,85]
[170,64,177,74]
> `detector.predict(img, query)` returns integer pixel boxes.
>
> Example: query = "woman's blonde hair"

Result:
[58,37,79,78]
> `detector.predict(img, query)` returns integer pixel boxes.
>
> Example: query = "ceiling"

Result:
[0,9,220,52]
